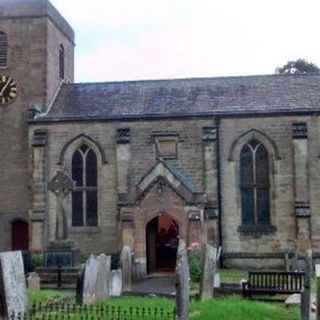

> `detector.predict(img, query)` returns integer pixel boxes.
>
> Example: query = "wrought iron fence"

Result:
[9,302,175,320]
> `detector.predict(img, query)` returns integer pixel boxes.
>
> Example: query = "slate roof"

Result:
[36,74,320,122]
[163,160,199,193]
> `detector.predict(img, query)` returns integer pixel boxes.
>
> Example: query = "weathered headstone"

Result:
[0,251,27,319]
[175,240,189,320]
[200,244,217,300]
[316,264,320,320]
[300,250,312,320]
[109,269,122,296]
[96,254,111,300]
[27,272,41,290]
[213,273,221,288]
[82,254,99,304]
[120,246,131,292]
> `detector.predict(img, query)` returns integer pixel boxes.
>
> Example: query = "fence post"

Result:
[57,263,62,289]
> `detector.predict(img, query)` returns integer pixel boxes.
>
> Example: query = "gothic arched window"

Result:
[240,139,270,225]
[59,44,64,79]
[0,32,8,67]
[71,144,98,226]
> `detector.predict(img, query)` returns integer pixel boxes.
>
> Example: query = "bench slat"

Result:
[243,271,305,298]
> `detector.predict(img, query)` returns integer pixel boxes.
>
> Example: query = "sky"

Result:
[50,0,320,83]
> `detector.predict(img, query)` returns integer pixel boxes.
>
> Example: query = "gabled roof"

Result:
[135,159,205,204]
[35,74,320,122]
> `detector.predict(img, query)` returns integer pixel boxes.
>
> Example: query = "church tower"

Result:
[0,0,74,251]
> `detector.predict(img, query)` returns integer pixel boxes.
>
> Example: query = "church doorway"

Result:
[146,213,179,274]
[11,219,29,251]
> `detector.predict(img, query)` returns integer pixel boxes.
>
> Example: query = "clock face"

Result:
[0,74,18,106]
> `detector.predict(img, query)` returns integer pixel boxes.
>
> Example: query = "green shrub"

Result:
[31,254,43,269]
[188,249,203,282]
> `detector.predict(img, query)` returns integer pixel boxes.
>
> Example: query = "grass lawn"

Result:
[219,268,248,283]
[190,296,299,320]
[27,290,300,320]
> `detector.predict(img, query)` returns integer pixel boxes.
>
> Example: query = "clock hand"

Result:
[0,79,11,95]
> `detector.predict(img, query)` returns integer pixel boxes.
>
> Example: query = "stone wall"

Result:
[219,115,318,266]
[30,118,213,256]
[0,0,74,251]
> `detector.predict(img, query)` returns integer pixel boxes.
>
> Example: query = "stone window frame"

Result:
[61,135,104,231]
[0,31,8,68]
[229,129,278,235]
[240,139,270,226]
[71,144,98,227]
[152,132,180,160]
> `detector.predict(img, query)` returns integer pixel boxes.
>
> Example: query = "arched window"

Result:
[240,139,270,225]
[59,44,64,79]
[0,31,8,67]
[71,144,98,226]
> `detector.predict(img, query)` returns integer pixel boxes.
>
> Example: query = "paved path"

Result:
[131,274,176,296]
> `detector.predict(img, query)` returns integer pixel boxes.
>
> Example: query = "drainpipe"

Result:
[215,117,223,268]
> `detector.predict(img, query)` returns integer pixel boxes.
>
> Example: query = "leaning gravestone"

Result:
[175,240,189,320]
[82,254,99,304]
[0,251,27,320]
[96,254,111,300]
[200,244,217,300]
[109,269,122,296]
[120,246,132,292]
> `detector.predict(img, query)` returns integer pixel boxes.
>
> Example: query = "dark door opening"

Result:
[11,219,29,251]
[146,214,179,274]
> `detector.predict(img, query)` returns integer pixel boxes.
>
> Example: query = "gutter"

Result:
[215,117,223,268]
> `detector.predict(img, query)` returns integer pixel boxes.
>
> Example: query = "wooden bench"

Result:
[242,271,305,298]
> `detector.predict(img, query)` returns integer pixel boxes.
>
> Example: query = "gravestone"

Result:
[109,269,122,296]
[213,273,221,288]
[45,171,78,267]
[0,251,27,319]
[316,264,320,320]
[82,254,99,304]
[27,272,40,290]
[120,246,131,292]
[301,249,312,320]
[96,254,111,300]
[200,244,217,300]
[175,240,189,320]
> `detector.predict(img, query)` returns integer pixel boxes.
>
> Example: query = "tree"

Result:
[275,59,320,75]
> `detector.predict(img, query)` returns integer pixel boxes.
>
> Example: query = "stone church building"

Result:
[1,0,320,273]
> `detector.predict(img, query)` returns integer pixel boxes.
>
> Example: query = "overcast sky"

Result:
[50,0,320,83]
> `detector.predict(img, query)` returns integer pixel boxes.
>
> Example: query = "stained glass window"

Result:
[240,139,270,225]
[71,144,98,226]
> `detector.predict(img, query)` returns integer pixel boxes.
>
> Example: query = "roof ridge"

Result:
[68,73,320,87]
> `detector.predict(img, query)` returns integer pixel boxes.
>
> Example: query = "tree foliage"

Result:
[275,59,320,75]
